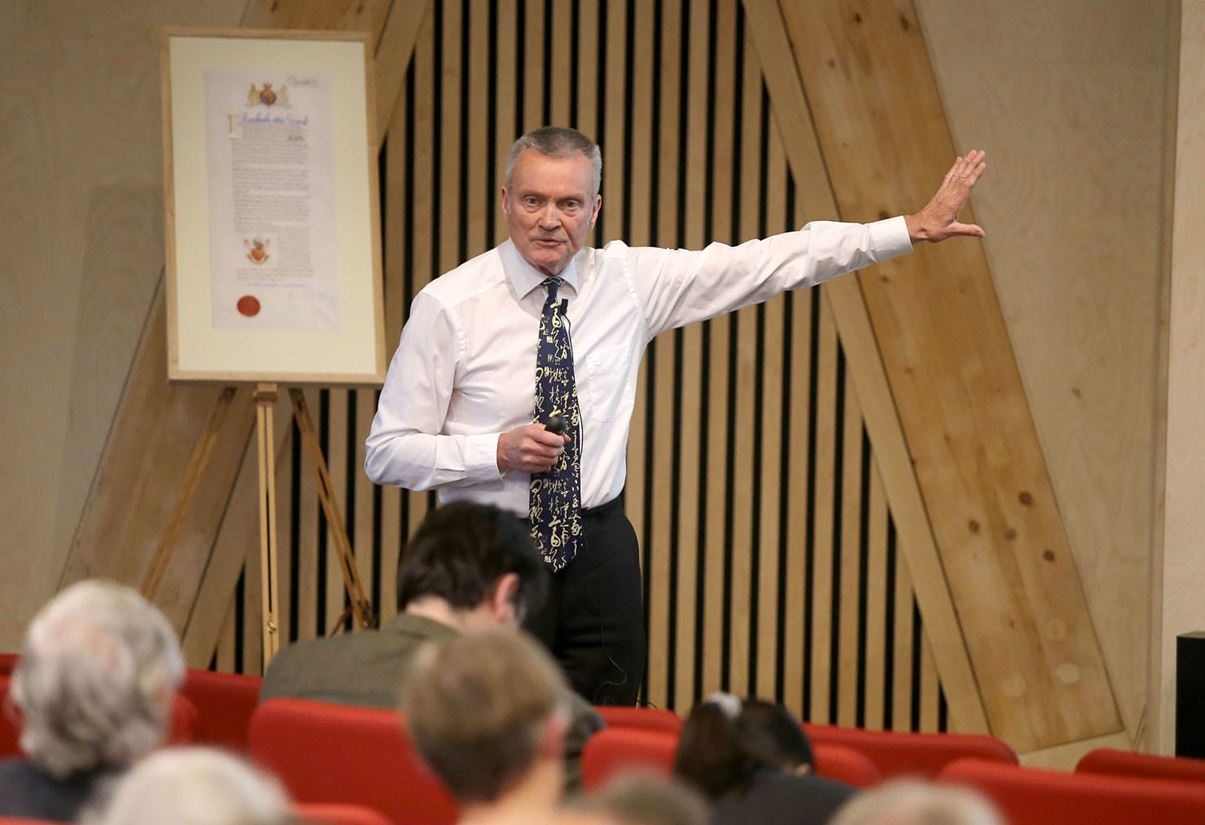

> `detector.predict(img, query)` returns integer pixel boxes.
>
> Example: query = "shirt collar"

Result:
[501,239,581,301]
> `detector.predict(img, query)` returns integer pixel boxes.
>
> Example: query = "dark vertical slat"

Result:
[236,0,963,729]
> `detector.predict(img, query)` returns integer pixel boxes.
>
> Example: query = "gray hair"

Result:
[829,779,1003,825]
[504,126,602,196]
[86,747,291,825]
[11,580,185,778]
[573,772,709,825]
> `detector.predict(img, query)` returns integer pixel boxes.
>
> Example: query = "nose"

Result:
[537,202,560,228]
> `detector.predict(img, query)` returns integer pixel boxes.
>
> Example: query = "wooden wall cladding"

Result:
[770,0,1120,751]
[206,0,955,732]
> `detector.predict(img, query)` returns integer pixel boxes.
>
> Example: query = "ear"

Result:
[489,572,521,625]
[538,708,568,760]
[501,186,512,216]
[589,193,602,228]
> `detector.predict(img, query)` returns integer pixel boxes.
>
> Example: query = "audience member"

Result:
[828,779,1001,825]
[403,627,571,825]
[674,693,854,825]
[85,747,292,825]
[569,772,708,825]
[0,580,184,821]
[260,501,602,790]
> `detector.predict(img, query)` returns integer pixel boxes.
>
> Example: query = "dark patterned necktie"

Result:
[530,276,585,571]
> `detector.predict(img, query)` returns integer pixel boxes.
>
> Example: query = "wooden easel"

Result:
[141,383,376,672]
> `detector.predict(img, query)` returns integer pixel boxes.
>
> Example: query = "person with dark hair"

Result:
[365,123,987,706]
[673,694,855,825]
[259,500,601,790]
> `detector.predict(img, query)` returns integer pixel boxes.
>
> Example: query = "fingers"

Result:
[529,426,567,448]
[947,221,985,239]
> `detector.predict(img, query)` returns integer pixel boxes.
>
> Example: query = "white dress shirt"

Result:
[365,217,912,515]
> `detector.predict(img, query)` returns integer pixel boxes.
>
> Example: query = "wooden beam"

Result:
[61,283,255,636]
[373,0,431,147]
[742,0,988,735]
[757,0,1120,750]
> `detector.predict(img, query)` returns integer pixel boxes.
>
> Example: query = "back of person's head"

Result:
[828,779,1002,825]
[673,693,813,800]
[11,579,185,778]
[396,500,547,618]
[402,627,568,805]
[571,772,709,825]
[86,747,292,825]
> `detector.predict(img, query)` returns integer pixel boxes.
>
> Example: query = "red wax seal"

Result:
[237,295,261,317]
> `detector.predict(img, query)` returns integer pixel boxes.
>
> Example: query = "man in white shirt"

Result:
[365,127,986,706]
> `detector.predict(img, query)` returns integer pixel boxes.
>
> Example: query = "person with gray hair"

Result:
[828,779,1002,825]
[568,772,709,825]
[366,123,987,706]
[0,579,185,821]
[85,747,292,825]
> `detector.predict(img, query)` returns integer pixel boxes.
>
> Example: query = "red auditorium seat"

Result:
[1076,747,1205,784]
[294,802,397,825]
[168,693,198,744]
[939,758,1205,825]
[582,727,883,790]
[812,743,881,788]
[803,723,1016,779]
[581,727,677,790]
[0,654,17,676]
[249,698,457,825]
[594,705,684,734]
[179,668,262,751]
[0,676,17,757]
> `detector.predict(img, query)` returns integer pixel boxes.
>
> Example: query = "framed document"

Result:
[162,29,385,384]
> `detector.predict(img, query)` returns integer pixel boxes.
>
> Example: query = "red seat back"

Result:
[1077,748,1205,784]
[0,654,18,677]
[581,728,677,790]
[293,802,397,825]
[168,693,198,745]
[179,668,262,751]
[594,706,684,735]
[0,676,18,757]
[804,723,1016,779]
[249,698,457,825]
[812,743,881,788]
[940,758,1205,825]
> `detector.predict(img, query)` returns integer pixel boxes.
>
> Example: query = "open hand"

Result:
[905,149,987,243]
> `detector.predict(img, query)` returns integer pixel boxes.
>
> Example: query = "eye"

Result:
[561,200,581,213]
[523,195,541,208]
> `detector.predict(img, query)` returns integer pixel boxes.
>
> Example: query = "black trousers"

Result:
[524,495,646,706]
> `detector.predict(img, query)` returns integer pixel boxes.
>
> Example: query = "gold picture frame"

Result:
[161,28,385,385]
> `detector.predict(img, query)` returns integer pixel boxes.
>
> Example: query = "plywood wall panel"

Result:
[0,0,246,650]
[916,0,1170,744]
[776,0,1119,751]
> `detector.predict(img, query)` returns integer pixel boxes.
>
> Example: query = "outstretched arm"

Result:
[905,149,987,243]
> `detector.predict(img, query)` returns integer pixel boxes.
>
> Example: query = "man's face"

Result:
[502,149,602,277]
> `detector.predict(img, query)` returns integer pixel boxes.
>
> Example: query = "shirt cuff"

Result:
[868,215,913,260]
[465,432,505,483]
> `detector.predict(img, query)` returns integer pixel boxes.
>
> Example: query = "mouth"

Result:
[533,238,564,247]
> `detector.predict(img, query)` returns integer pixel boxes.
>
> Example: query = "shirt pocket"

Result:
[583,344,634,423]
